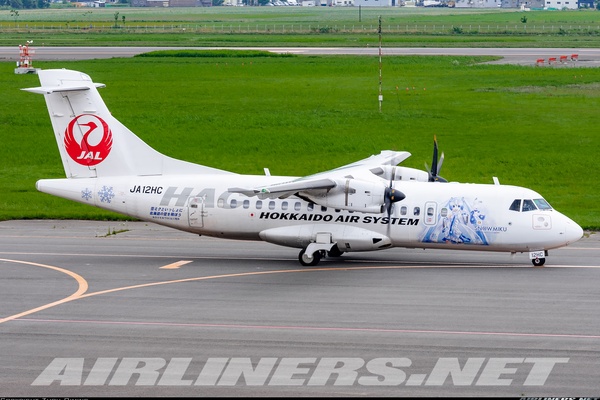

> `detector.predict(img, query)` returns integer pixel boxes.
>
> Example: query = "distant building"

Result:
[501,0,544,7]
[131,0,211,6]
[355,0,395,6]
[454,0,500,7]
[542,0,578,8]
[455,0,546,7]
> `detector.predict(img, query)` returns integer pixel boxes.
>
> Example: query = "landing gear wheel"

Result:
[532,257,546,267]
[327,246,344,258]
[299,249,321,267]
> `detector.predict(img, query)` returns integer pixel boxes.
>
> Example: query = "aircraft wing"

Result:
[228,150,411,199]
[229,177,336,199]
[324,150,411,173]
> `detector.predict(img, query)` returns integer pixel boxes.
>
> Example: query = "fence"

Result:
[1,23,600,34]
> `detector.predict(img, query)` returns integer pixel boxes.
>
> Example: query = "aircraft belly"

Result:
[259,223,392,252]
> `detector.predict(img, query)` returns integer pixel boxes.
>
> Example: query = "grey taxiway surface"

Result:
[1,220,599,397]
[3,45,600,66]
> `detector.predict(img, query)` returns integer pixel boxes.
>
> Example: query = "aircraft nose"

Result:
[563,217,584,245]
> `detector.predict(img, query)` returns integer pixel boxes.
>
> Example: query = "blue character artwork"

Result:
[419,197,490,245]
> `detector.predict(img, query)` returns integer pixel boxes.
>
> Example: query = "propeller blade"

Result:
[383,177,392,217]
[431,136,439,178]
[428,136,447,183]
[383,179,405,237]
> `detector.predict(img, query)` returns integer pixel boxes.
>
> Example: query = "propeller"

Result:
[425,135,447,183]
[383,177,405,218]
[383,177,405,238]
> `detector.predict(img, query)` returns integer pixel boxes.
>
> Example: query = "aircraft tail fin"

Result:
[23,69,231,178]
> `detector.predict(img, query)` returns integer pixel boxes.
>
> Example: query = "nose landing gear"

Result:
[532,257,546,267]
[530,250,548,267]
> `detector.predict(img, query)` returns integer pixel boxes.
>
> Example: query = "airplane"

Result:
[23,68,584,267]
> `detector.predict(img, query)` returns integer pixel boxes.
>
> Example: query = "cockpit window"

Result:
[510,198,552,212]
[522,199,537,212]
[509,199,521,212]
[533,198,552,210]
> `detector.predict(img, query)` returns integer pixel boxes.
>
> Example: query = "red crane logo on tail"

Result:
[64,114,113,166]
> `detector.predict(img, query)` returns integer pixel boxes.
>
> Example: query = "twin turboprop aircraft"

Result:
[24,69,583,266]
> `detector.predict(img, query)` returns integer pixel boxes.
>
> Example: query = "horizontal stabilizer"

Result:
[22,83,105,95]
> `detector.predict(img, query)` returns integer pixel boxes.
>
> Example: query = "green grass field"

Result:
[2,7,600,47]
[1,52,599,229]
[1,6,599,25]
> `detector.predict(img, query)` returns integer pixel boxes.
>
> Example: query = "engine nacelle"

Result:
[305,178,386,214]
[371,165,430,182]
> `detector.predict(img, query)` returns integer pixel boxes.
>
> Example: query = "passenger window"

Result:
[294,202,301,211]
[282,201,288,211]
[230,199,237,208]
[427,207,434,217]
[269,201,276,210]
[522,199,537,212]
[414,207,420,216]
[243,200,250,209]
[321,206,327,212]
[400,206,407,216]
[217,198,225,208]
[256,200,263,210]
[308,203,314,211]
[509,199,521,212]
[441,208,448,218]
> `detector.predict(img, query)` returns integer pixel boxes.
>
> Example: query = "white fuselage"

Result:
[37,174,583,255]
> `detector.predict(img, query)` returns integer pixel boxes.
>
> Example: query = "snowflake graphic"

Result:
[98,185,115,203]
[81,188,93,201]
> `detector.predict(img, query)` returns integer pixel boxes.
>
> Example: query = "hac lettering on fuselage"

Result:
[24,69,583,266]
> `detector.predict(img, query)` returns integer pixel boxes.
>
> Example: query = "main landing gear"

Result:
[298,244,344,267]
[299,248,322,267]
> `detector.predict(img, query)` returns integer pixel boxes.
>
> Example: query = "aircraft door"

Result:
[424,201,438,226]
[188,196,206,228]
